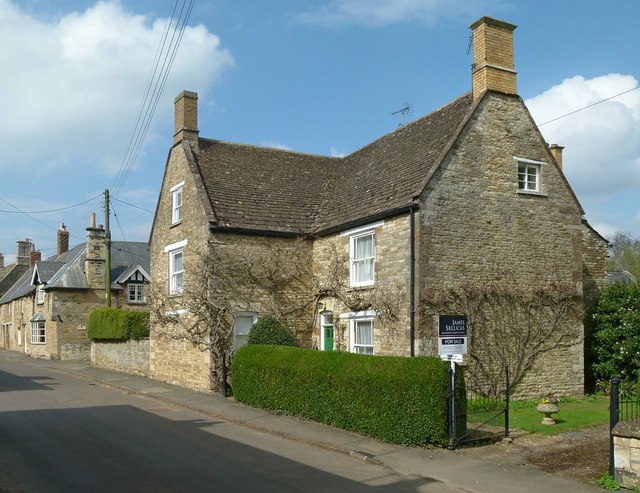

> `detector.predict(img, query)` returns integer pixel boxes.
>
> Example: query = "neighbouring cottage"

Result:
[0,218,150,360]
[149,16,608,396]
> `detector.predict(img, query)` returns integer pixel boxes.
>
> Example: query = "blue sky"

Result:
[1,0,639,262]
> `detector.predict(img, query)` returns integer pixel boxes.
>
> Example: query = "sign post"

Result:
[438,314,467,448]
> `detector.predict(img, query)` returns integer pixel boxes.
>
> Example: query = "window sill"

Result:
[127,301,146,305]
[348,284,375,292]
[170,220,182,228]
[517,189,547,197]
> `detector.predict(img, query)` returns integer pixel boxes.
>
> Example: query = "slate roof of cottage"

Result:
[192,92,474,235]
[46,241,149,290]
[0,263,29,298]
[0,266,36,304]
[0,242,150,303]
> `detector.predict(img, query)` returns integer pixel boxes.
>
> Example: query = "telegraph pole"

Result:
[105,189,112,307]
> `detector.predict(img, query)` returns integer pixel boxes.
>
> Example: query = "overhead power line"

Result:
[112,197,155,214]
[538,84,640,127]
[111,0,196,198]
[0,193,102,214]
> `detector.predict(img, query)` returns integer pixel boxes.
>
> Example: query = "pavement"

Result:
[4,350,603,493]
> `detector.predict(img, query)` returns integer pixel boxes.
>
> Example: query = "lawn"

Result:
[508,396,610,435]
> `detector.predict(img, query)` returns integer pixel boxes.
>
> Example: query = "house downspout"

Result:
[410,207,416,357]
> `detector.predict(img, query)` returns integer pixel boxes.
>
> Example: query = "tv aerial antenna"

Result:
[392,102,413,127]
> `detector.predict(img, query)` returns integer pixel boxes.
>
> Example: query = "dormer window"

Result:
[170,182,184,224]
[128,283,145,304]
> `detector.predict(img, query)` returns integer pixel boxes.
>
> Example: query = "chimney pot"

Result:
[0,253,4,269]
[470,17,518,100]
[174,91,199,145]
[89,213,96,229]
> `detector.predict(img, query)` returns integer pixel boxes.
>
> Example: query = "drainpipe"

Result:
[410,206,416,357]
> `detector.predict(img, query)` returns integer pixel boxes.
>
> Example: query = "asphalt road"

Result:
[0,354,448,493]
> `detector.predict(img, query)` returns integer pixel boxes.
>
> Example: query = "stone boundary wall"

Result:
[613,421,640,488]
[91,339,150,376]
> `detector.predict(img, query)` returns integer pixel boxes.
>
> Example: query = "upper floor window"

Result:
[169,250,184,295]
[170,182,184,224]
[350,231,375,287]
[233,312,257,350]
[165,240,188,296]
[516,158,544,193]
[36,286,45,305]
[128,283,145,303]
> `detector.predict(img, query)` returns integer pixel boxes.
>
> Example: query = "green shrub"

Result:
[232,345,451,446]
[87,308,149,341]
[590,282,640,382]
[247,315,297,347]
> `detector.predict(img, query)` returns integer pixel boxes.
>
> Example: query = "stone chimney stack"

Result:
[173,91,199,145]
[85,213,106,289]
[549,144,565,170]
[57,223,70,256]
[470,17,518,101]
[16,239,32,265]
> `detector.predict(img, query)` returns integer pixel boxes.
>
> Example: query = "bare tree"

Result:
[150,243,235,395]
[421,282,582,395]
[151,236,408,395]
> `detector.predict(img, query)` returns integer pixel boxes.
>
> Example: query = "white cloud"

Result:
[0,0,234,174]
[526,74,640,198]
[296,0,503,27]
[526,74,640,238]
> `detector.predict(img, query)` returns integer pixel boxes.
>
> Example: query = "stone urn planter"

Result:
[536,402,560,425]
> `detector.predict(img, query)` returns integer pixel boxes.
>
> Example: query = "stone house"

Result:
[0,219,150,360]
[0,239,37,347]
[149,16,608,395]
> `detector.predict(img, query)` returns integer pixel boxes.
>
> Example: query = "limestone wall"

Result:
[417,92,586,397]
[91,339,150,376]
[312,215,413,356]
[613,421,640,489]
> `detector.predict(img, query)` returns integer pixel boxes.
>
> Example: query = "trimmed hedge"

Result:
[87,307,149,341]
[247,315,297,347]
[232,345,452,446]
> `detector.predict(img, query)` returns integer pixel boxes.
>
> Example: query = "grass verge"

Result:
[508,396,609,435]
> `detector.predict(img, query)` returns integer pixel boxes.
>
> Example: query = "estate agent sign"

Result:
[438,315,468,357]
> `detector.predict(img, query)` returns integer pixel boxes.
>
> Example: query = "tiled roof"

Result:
[192,93,474,235]
[196,140,339,234]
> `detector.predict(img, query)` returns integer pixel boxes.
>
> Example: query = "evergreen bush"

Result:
[247,315,297,347]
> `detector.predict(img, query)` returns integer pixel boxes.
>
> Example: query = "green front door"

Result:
[324,325,334,352]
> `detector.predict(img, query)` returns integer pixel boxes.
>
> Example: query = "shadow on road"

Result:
[0,369,57,392]
[0,404,437,493]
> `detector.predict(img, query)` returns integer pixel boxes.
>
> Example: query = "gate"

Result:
[448,366,510,448]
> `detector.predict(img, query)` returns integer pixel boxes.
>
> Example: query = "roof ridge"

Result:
[198,137,342,161]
